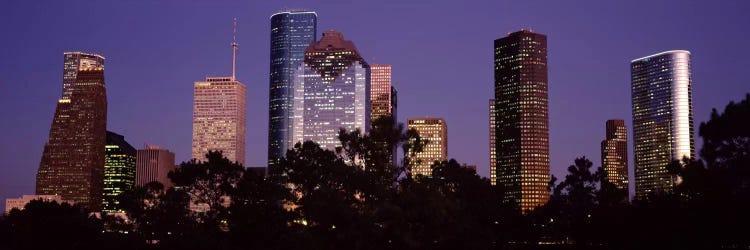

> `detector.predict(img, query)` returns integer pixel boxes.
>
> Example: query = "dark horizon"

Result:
[2,0,750,210]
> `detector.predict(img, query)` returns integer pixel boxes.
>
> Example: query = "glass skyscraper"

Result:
[631,50,695,200]
[37,52,107,211]
[291,30,370,151]
[268,11,317,168]
[102,131,136,213]
[493,30,550,212]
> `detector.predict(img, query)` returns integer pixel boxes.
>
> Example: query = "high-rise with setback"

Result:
[268,11,317,168]
[192,19,247,165]
[291,30,370,151]
[102,131,136,213]
[601,119,629,191]
[631,50,695,200]
[493,30,550,211]
[37,52,107,211]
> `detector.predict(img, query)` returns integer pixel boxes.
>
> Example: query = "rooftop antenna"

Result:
[231,17,238,81]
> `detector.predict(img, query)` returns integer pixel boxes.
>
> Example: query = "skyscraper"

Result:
[370,64,395,120]
[631,50,695,200]
[192,19,247,165]
[268,10,317,168]
[136,145,176,189]
[489,99,497,186]
[601,119,629,191]
[494,30,550,212]
[102,131,136,213]
[37,52,107,211]
[291,30,370,151]
[407,118,448,177]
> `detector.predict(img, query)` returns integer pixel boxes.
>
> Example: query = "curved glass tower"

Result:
[268,11,317,168]
[631,50,695,200]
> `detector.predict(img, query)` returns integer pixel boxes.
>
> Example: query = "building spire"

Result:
[231,17,238,81]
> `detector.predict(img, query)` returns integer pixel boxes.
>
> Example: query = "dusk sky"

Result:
[1,0,749,208]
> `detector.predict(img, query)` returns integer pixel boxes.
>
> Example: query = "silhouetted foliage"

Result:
[0,200,102,250]
[5,97,750,250]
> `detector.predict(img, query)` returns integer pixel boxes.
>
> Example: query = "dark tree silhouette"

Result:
[0,200,101,250]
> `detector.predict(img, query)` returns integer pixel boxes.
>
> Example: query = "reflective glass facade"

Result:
[494,30,550,212]
[37,52,107,211]
[291,30,370,151]
[268,11,317,168]
[631,50,695,200]
[601,119,629,190]
[102,131,136,213]
[407,118,448,176]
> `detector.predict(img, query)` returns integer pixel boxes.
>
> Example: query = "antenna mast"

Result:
[232,17,238,81]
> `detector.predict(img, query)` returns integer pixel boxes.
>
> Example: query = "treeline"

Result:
[1,94,749,250]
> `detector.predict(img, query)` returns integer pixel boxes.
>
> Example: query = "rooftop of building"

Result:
[631,50,691,62]
[64,51,106,60]
[270,10,317,19]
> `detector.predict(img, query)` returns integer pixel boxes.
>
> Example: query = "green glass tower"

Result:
[102,131,136,213]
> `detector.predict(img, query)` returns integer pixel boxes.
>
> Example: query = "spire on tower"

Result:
[232,17,238,81]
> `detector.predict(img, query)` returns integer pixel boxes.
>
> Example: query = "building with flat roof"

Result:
[407,118,448,177]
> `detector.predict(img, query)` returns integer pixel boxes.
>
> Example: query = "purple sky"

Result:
[2,0,749,209]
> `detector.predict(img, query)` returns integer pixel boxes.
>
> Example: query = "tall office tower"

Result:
[136,145,176,189]
[370,64,394,120]
[291,30,370,151]
[631,50,695,200]
[407,118,448,177]
[494,30,550,212]
[489,99,497,186]
[601,119,629,191]
[37,52,107,211]
[192,19,247,165]
[268,10,318,168]
[102,131,136,213]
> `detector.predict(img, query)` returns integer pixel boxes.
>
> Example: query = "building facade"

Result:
[102,131,136,213]
[370,64,394,120]
[136,145,176,189]
[631,50,695,200]
[489,99,497,186]
[493,30,550,212]
[5,195,68,214]
[268,11,318,168]
[601,119,629,191]
[192,77,247,164]
[37,52,107,211]
[291,30,370,151]
[407,118,448,177]
[192,23,247,165]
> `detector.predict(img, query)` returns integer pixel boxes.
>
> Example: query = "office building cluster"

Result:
[13,10,696,214]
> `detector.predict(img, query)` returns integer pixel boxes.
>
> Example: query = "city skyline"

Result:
[2,1,749,207]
